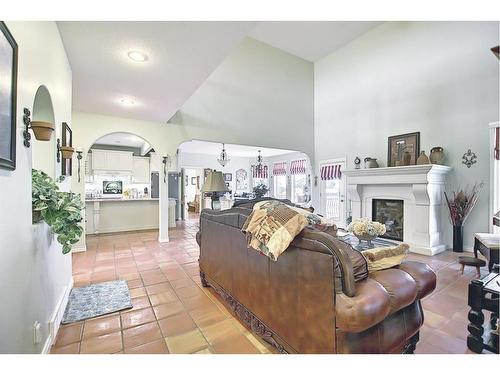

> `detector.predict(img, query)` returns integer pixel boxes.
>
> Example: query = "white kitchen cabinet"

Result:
[149,152,161,172]
[91,149,107,170]
[85,152,92,175]
[133,156,150,183]
[91,149,133,172]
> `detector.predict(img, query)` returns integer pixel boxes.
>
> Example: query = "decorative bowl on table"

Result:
[347,218,386,247]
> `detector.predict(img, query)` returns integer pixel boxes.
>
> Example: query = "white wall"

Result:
[314,22,500,250]
[0,22,73,353]
[169,37,315,158]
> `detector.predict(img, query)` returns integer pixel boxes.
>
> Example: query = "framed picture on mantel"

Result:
[387,132,420,167]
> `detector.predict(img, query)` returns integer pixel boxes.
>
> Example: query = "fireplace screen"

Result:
[372,199,404,241]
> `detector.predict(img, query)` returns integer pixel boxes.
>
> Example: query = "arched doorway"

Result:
[32,85,56,178]
[83,132,166,236]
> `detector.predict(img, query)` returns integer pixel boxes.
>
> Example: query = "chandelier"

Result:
[217,143,230,167]
[255,150,264,173]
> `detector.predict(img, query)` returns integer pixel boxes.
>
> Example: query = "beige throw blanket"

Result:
[241,200,334,261]
[362,243,409,272]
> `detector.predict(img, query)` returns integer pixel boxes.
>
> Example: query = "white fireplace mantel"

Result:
[343,165,452,256]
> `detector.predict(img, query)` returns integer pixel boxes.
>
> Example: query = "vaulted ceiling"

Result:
[58,21,382,123]
[249,21,382,61]
[57,21,257,123]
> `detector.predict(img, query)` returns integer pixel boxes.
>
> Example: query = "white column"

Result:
[158,158,169,243]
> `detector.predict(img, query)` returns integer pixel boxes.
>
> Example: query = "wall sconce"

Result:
[22,107,55,147]
[76,149,83,183]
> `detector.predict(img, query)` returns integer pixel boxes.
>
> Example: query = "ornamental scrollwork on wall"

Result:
[462,149,477,168]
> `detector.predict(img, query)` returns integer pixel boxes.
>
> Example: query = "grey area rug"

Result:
[62,280,132,324]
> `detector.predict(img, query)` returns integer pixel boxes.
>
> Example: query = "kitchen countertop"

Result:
[85,197,159,202]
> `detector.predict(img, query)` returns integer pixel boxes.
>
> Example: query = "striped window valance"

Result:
[290,159,307,175]
[321,164,342,180]
[252,164,268,179]
[273,162,287,176]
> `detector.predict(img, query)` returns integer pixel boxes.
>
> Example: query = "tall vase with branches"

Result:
[444,183,484,252]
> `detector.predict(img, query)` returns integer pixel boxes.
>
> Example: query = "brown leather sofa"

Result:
[196,203,436,354]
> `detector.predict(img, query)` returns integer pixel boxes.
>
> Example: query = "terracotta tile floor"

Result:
[51,216,490,354]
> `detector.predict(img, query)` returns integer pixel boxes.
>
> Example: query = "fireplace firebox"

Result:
[372,199,404,241]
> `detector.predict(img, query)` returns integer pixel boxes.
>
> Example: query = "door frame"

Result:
[319,157,347,227]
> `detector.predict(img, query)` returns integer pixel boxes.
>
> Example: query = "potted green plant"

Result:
[253,183,269,198]
[32,169,85,254]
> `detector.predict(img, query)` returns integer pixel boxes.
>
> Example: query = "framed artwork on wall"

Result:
[203,168,212,181]
[387,132,420,167]
[0,22,18,171]
[61,122,72,176]
[235,169,248,192]
[224,173,232,182]
[191,177,196,185]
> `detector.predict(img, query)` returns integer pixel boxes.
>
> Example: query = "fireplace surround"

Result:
[343,165,452,256]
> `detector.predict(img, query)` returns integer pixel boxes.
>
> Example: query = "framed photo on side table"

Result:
[0,22,18,171]
[387,132,420,167]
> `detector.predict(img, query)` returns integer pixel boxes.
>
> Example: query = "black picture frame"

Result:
[387,132,420,167]
[61,122,72,176]
[191,176,196,185]
[0,22,18,171]
[224,173,232,182]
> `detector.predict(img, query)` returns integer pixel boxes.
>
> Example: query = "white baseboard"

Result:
[41,277,74,354]
[89,224,159,235]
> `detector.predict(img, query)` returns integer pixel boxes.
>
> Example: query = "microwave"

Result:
[103,181,123,194]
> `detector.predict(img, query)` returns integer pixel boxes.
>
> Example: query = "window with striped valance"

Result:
[272,162,287,176]
[251,164,268,178]
[290,159,307,175]
[320,164,342,180]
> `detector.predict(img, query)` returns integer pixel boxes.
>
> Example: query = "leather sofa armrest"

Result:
[335,278,391,333]
[293,230,361,297]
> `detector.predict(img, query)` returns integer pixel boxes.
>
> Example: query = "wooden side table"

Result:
[474,233,500,272]
[467,265,499,354]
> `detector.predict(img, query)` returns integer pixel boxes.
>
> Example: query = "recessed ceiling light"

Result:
[120,98,136,106]
[127,51,148,62]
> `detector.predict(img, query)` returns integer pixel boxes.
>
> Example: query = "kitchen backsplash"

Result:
[85,175,150,199]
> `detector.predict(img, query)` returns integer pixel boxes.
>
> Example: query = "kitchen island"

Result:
[85,198,159,234]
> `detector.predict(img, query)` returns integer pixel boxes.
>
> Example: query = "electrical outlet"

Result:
[33,321,41,345]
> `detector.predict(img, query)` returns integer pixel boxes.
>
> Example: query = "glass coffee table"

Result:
[338,233,400,252]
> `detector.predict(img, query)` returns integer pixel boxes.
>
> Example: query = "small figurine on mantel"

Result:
[354,156,361,169]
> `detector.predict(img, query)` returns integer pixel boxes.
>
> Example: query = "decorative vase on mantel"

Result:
[417,151,430,165]
[430,147,444,164]
[452,224,464,252]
